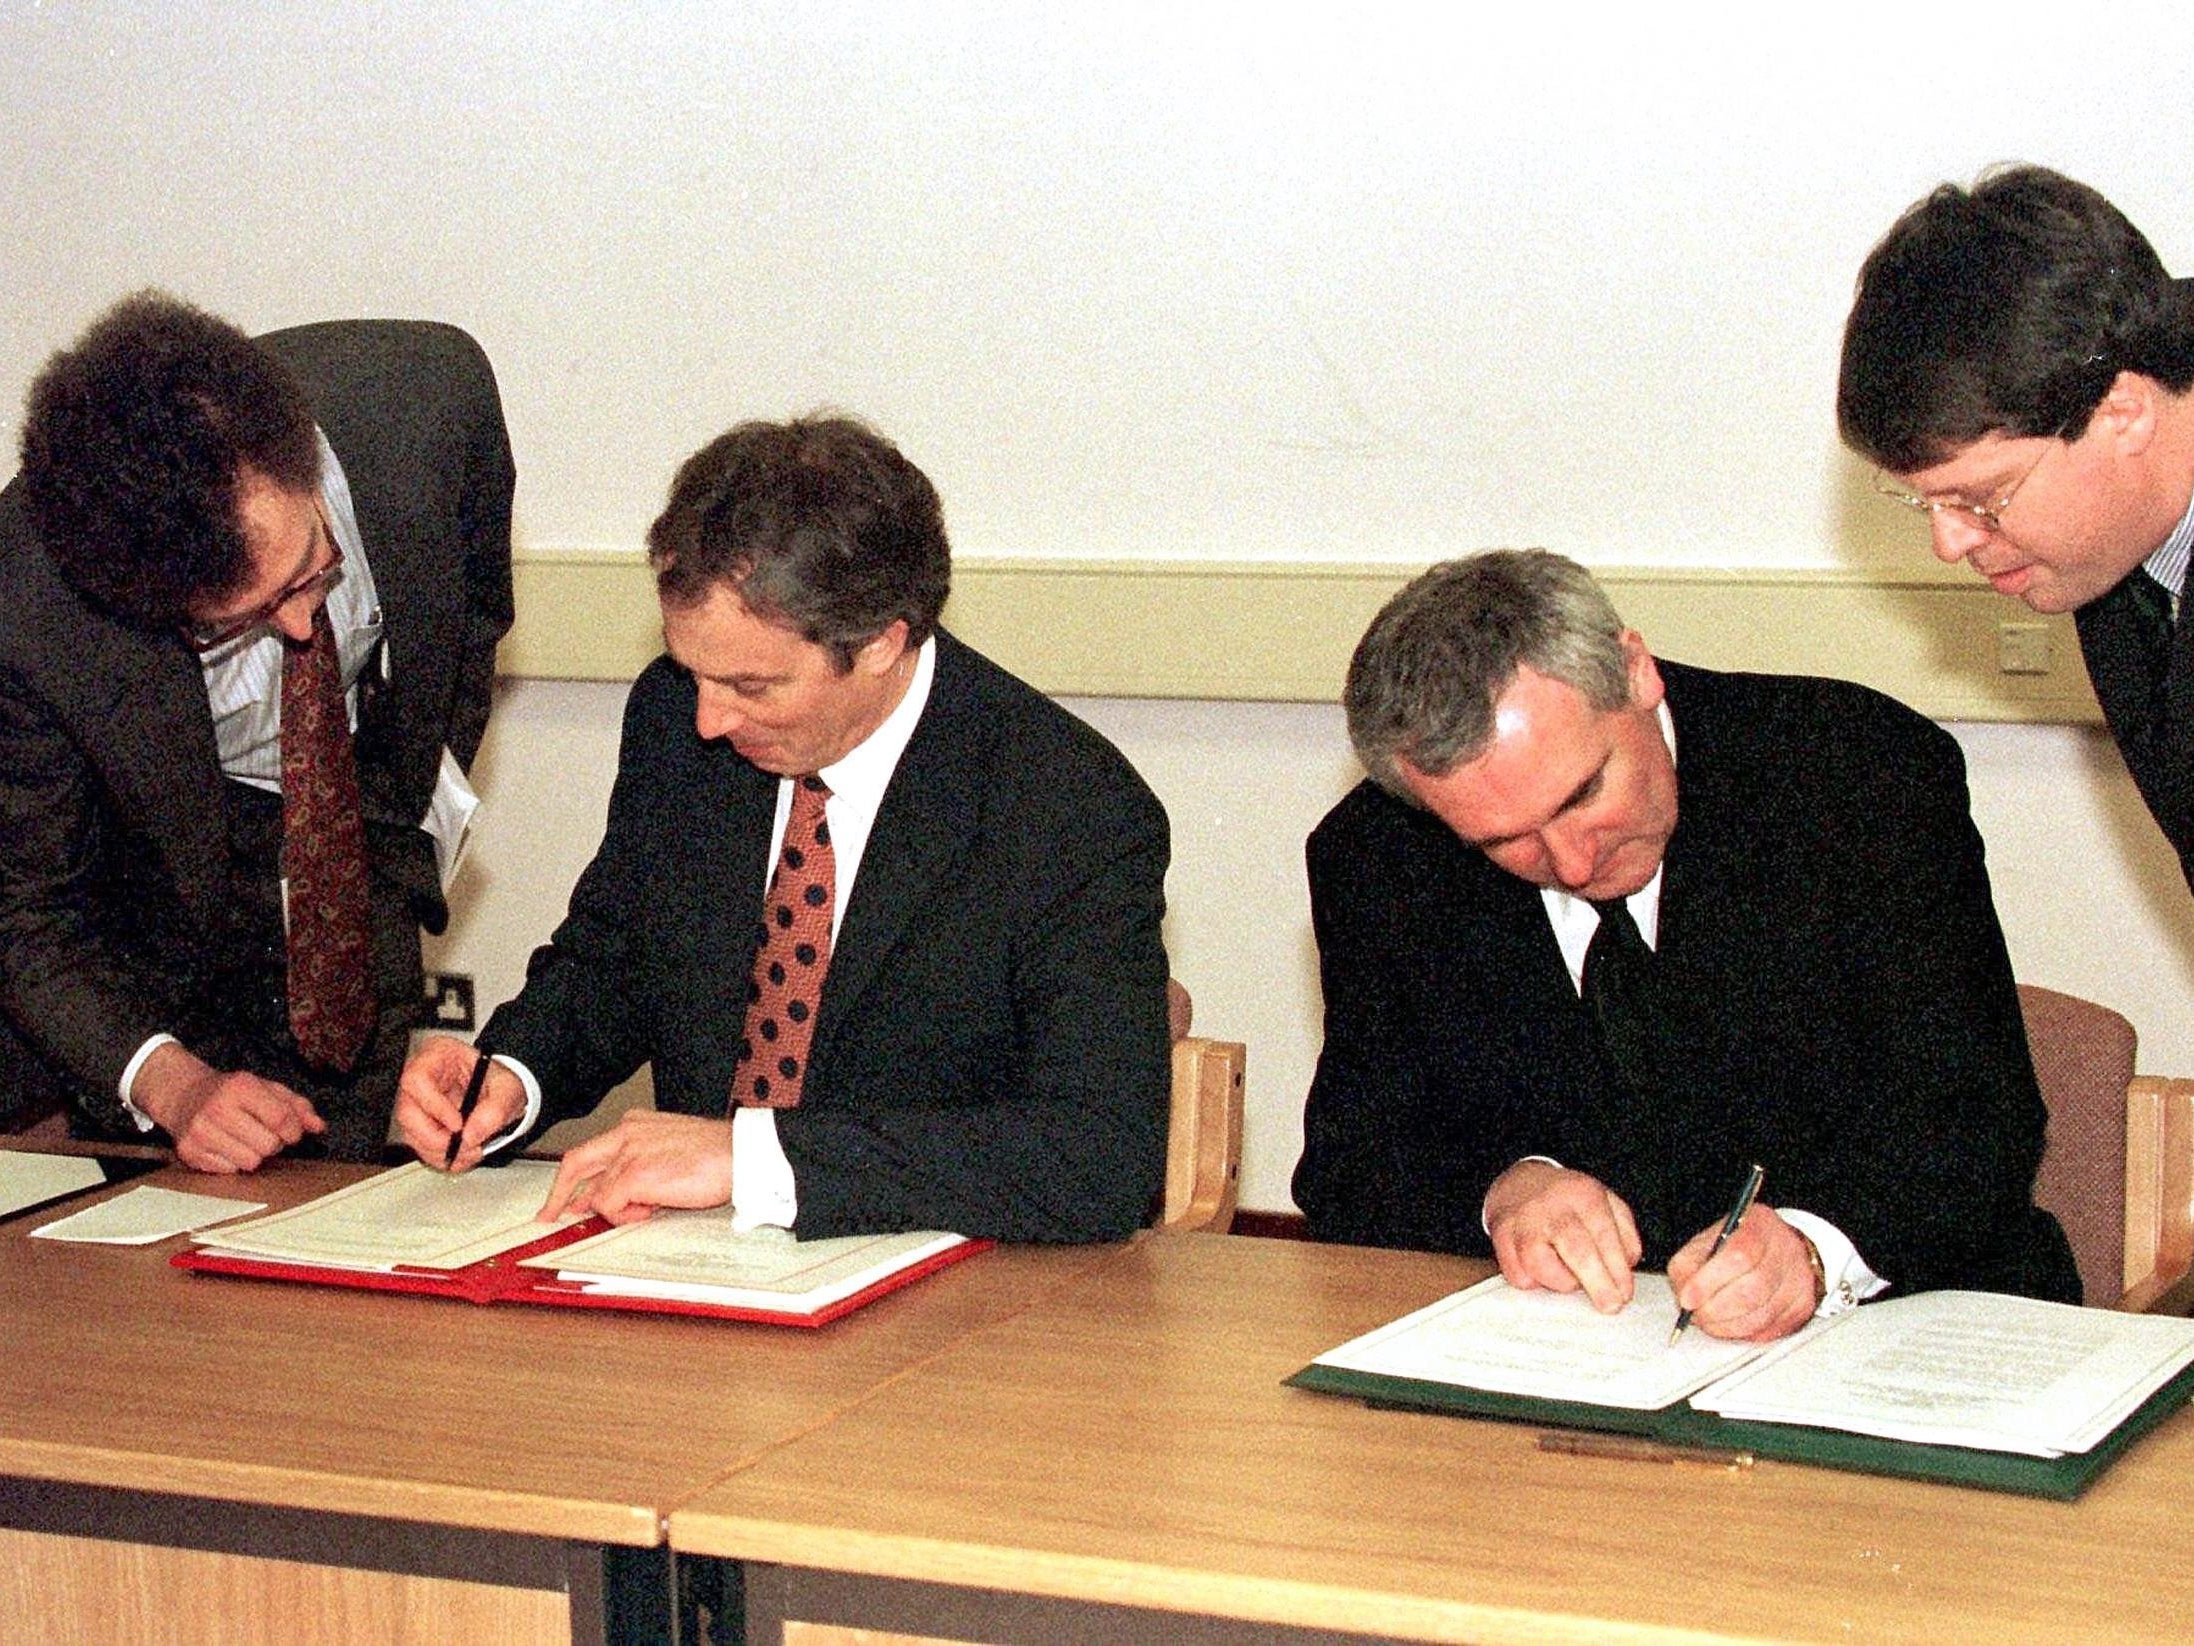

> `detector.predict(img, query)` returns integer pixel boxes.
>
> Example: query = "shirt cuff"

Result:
[480,1054,543,1156]
[1777,1207,1886,1316]
[731,1107,798,1232]
[118,1034,177,1132]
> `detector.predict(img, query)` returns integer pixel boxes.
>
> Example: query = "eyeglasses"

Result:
[1873,431,2063,534]
[184,518,346,652]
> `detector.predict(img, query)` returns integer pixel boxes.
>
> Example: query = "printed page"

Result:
[34,1186,263,1244]
[194,1161,578,1271]
[1313,1274,1816,1410]
[0,1151,106,1219]
[527,1211,965,1314]
[1694,1290,2194,1456]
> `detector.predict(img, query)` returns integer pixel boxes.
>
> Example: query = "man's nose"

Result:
[1542,823,1597,891]
[694,683,744,741]
[1929,507,1992,566]
[272,595,318,645]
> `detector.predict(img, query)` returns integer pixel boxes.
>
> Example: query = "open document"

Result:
[192,1160,579,1271]
[1291,1276,2194,1495]
[1310,1274,1811,1410]
[178,1162,988,1326]
[1692,1289,2194,1457]
[522,1213,967,1315]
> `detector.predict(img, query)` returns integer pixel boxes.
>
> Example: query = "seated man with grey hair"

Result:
[1294,549,2076,1341]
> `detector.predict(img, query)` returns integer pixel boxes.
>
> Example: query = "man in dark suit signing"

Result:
[1294,551,2077,1341]
[1840,164,2194,891]
[0,291,514,1166]
[397,415,1170,1243]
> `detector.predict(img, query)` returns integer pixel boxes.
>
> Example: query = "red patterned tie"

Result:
[281,607,375,1071]
[735,774,835,1108]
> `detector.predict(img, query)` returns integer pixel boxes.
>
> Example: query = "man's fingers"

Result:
[1551,1219,1633,1311]
[539,1132,615,1221]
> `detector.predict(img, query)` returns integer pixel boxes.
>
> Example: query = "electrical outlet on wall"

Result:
[421,972,476,1031]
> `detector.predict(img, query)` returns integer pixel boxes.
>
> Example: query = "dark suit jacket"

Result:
[483,629,1173,1243]
[1294,661,2078,1303]
[2077,572,2194,891]
[2072,277,2194,890]
[0,321,515,1142]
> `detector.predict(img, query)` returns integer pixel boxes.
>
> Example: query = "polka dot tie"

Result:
[735,774,835,1108]
[280,606,376,1072]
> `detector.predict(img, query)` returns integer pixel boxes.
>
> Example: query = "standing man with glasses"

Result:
[0,292,514,1167]
[1840,165,2194,888]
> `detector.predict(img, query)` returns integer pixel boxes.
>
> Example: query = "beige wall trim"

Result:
[505,551,2103,725]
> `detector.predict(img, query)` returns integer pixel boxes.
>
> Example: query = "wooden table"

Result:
[670,1232,2194,1646]
[0,1157,1105,1645]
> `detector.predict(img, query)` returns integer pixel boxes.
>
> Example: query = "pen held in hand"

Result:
[443,1046,492,1169]
[1669,1161,1766,1345]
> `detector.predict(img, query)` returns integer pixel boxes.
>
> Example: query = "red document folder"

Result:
[172,1221,991,1328]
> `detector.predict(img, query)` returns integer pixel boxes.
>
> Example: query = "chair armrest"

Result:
[2120,1076,2194,1312]
[1160,1035,1244,1234]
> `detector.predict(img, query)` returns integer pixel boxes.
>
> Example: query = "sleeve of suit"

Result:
[474,680,670,1116]
[1293,802,1519,1254]
[1743,715,2062,1297]
[0,669,173,1122]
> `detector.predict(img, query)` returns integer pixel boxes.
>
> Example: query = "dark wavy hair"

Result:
[1840,165,2194,473]
[647,414,951,670]
[17,290,320,628]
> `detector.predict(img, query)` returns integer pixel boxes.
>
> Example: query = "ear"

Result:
[2092,370,2162,458]
[1621,630,1666,713]
[851,619,912,677]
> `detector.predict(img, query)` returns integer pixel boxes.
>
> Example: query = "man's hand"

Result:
[1483,1160,1643,1312]
[396,1034,526,1171]
[1666,1205,1819,1341]
[538,1110,735,1225]
[132,1042,324,1173]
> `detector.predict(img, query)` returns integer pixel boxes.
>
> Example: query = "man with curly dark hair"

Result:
[0,292,514,1168]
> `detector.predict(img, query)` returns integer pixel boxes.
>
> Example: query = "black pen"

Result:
[443,1045,492,1169]
[1669,1162,1765,1345]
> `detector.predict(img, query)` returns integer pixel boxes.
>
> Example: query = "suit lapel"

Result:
[811,639,983,1065]
[2078,576,2194,854]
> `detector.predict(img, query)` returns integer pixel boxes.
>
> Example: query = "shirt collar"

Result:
[2140,485,2194,606]
[816,635,936,817]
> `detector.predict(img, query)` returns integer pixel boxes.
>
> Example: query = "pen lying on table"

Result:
[1536,1431,1755,1469]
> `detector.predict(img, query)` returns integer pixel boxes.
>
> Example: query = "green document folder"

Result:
[1285,1355,2194,1501]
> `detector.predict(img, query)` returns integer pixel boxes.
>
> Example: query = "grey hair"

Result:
[1343,550,1632,795]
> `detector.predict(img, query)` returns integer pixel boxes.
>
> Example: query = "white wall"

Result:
[437,684,2194,1212]
[3,4,2190,570]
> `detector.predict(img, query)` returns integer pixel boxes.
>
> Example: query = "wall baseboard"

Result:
[503,551,2102,724]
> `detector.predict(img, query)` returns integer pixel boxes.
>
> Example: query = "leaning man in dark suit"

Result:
[1294,550,2077,1340]
[397,415,1171,1243]
[0,291,515,1167]
[1840,165,2194,891]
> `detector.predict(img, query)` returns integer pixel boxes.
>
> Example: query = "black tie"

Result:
[1582,897,1661,1093]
